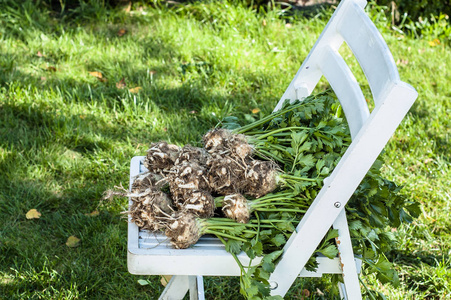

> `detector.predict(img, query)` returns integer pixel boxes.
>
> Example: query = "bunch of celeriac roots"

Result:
[109,91,420,299]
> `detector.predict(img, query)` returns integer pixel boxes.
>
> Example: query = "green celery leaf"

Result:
[317,244,339,259]
[251,239,263,257]
[270,234,286,247]
[324,229,339,241]
[225,239,243,255]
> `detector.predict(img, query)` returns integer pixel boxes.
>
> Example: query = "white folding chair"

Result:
[127,0,418,299]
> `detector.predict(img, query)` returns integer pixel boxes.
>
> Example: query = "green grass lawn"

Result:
[0,1,450,299]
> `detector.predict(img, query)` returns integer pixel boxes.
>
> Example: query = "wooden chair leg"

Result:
[333,210,362,300]
[189,276,205,300]
[159,275,205,300]
[158,275,189,300]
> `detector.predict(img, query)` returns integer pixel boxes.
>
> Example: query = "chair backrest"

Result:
[269,0,418,296]
[274,0,410,139]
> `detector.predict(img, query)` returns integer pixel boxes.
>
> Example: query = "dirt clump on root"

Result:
[175,145,209,166]
[165,212,201,249]
[207,153,248,195]
[203,128,253,160]
[144,142,180,174]
[203,128,232,152]
[131,172,166,192]
[176,190,215,219]
[227,134,253,160]
[222,193,250,223]
[244,160,279,198]
[128,189,173,231]
[168,161,210,203]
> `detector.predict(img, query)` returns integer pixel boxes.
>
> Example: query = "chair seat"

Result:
[127,156,362,278]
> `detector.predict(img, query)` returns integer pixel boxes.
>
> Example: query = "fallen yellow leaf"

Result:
[122,1,131,13]
[251,108,260,114]
[89,71,103,78]
[116,78,126,89]
[428,39,441,47]
[85,210,99,217]
[26,209,41,219]
[129,87,142,93]
[66,236,80,248]
[117,28,127,37]
[160,275,172,287]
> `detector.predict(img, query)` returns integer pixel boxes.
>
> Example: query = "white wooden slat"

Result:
[159,275,189,300]
[274,0,368,112]
[337,1,400,105]
[318,46,370,138]
[194,276,205,300]
[333,210,362,300]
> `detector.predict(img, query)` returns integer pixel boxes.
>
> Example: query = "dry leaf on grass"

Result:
[122,1,131,13]
[47,66,57,72]
[160,275,172,287]
[37,51,45,57]
[66,236,80,248]
[117,28,127,37]
[89,71,103,78]
[26,209,41,219]
[129,87,142,93]
[396,58,409,66]
[116,78,126,89]
[429,39,441,47]
[89,71,108,82]
[84,210,99,217]
[301,289,310,298]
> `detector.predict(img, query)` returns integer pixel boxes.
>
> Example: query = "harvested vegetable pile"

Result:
[109,91,420,299]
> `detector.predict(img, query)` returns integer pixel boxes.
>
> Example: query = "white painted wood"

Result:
[159,275,189,300]
[194,276,205,300]
[157,275,204,300]
[273,0,367,112]
[337,1,400,105]
[333,210,362,300]
[318,46,370,138]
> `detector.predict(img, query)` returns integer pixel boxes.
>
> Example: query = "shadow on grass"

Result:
[0,2,292,297]
[389,249,450,268]
[0,63,278,299]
